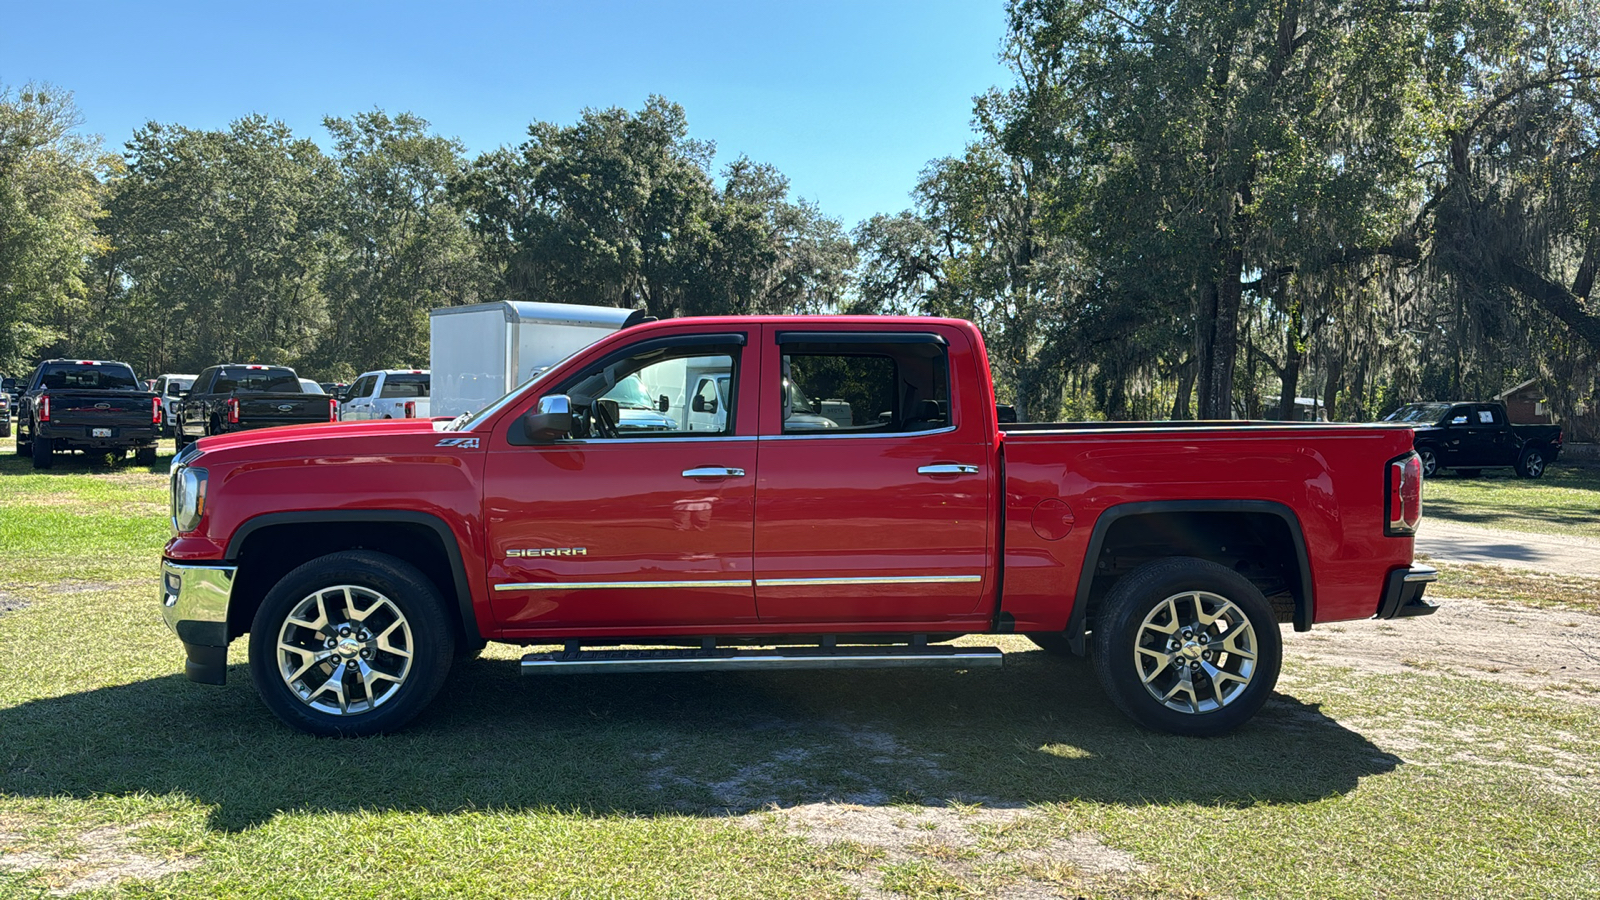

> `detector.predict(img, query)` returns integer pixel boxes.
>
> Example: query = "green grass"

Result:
[1427,560,1600,614]
[1423,466,1600,538]
[3,449,1599,898]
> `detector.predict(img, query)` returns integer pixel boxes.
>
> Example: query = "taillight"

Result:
[404,401,416,418]
[40,396,50,422]
[226,398,239,424]
[152,397,162,424]
[1386,452,1423,536]
[328,397,339,421]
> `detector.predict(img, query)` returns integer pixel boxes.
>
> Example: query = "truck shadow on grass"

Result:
[1,652,1398,831]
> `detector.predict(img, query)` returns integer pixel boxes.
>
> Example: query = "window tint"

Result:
[557,346,740,439]
[39,363,140,391]
[778,339,949,435]
[349,376,376,399]
[379,374,430,398]
[212,367,301,393]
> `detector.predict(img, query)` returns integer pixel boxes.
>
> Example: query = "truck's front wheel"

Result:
[248,551,456,737]
[1092,557,1281,737]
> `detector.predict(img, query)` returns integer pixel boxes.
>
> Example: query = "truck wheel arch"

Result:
[224,510,482,650]
[1065,500,1315,654]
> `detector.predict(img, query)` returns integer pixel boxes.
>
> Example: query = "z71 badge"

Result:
[436,437,480,448]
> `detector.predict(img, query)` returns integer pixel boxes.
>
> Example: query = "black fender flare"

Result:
[226,509,481,641]
[1064,499,1315,653]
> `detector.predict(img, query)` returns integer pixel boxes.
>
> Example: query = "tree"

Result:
[453,97,853,319]
[311,110,493,379]
[97,116,334,375]
[0,81,115,373]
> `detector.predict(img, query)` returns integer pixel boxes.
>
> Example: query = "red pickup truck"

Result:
[159,316,1435,738]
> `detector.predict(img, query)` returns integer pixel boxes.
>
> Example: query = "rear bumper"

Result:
[38,422,159,449]
[1377,563,1439,619]
[159,559,236,685]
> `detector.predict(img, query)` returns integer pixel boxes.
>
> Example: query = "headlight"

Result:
[172,466,209,534]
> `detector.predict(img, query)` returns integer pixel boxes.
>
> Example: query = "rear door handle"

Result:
[683,466,746,479]
[917,464,979,476]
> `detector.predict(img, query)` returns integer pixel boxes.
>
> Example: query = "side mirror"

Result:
[658,394,670,413]
[522,395,574,443]
[692,395,717,414]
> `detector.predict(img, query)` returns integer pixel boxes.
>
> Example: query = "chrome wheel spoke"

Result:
[376,620,411,659]
[1136,646,1174,683]
[286,591,330,632]
[307,661,350,714]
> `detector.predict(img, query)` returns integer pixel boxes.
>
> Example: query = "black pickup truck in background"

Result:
[175,364,337,448]
[16,360,162,469]
[1384,400,1563,478]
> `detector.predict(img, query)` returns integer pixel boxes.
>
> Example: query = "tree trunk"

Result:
[1171,357,1195,420]
[1203,245,1246,418]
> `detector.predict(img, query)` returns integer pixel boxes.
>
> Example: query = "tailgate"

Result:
[46,391,157,434]
[236,393,333,427]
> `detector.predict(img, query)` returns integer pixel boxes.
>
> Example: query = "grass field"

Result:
[1423,465,1600,538]
[2,447,1598,898]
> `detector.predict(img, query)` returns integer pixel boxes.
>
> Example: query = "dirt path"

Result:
[1415,520,1600,577]
[1285,596,1600,702]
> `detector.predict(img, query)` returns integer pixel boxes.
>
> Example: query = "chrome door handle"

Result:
[917,464,979,476]
[682,466,746,478]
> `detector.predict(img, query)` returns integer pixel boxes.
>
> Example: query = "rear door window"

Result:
[774,336,950,435]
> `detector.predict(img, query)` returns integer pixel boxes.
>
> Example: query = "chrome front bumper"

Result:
[160,560,236,684]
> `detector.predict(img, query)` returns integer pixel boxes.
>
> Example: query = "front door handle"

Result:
[917,464,979,476]
[683,466,746,479]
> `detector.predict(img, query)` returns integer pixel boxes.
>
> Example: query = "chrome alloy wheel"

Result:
[1133,590,1258,714]
[276,585,413,716]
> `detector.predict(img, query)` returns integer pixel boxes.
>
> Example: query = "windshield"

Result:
[446,365,565,432]
[1383,402,1452,423]
[213,367,302,393]
[604,375,655,410]
[40,363,140,391]
[785,379,817,414]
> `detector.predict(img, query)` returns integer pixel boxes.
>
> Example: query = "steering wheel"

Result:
[591,401,620,439]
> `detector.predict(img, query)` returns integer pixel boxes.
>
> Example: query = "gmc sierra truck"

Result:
[159,316,1435,738]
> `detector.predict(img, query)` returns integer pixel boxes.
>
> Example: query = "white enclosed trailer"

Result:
[428,301,646,418]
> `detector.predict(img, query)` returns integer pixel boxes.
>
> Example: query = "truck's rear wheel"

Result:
[248,550,455,737]
[1417,448,1438,478]
[1516,448,1547,479]
[1092,557,1281,737]
[31,435,53,469]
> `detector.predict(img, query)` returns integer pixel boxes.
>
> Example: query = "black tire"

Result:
[1025,632,1077,656]
[1516,448,1547,479]
[1416,447,1439,478]
[174,425,191,450]
[248,550,456,737]
[1091,557,1282,737]
[31,434,53,469]
[135,446,158,466]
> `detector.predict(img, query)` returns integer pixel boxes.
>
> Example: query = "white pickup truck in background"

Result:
[339,369,431,421]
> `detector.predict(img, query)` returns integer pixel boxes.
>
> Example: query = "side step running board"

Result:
[521,644,1004,675]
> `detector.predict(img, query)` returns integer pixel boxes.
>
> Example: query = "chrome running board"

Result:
[521,644,1004,675]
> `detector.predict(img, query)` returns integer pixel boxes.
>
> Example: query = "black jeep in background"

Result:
[15,360,161,469]
[1384,400,1563,478]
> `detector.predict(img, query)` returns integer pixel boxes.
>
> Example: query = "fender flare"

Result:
[226,509,480,641]
[1064,499,1315,652]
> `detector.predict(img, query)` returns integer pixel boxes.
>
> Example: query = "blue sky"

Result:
[1,0,1012,227]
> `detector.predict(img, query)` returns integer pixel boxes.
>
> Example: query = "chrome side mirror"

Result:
[522,395,574,443]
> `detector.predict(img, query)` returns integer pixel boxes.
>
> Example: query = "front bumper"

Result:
[160,559,236,684]
[1377,563,1439,619]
